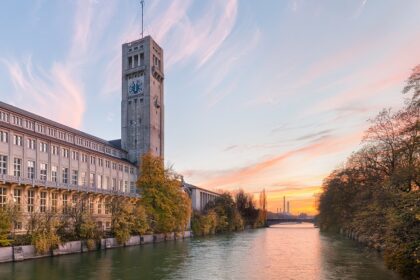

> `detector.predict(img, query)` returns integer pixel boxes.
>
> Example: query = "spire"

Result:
[140,0,145,38]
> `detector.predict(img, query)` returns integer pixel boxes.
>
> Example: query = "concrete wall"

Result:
[0,247,13,263]
[53,241,82,256]
[0,231,192,263]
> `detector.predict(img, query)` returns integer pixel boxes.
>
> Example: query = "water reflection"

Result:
[0,224,400,280]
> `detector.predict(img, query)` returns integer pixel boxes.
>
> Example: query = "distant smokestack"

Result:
[287,201,290,214]
[283,196,286,214]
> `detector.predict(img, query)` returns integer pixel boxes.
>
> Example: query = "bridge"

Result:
[266,218,315,226]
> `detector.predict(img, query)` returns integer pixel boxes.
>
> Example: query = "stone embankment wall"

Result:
[340,228,385,251]
[0,231,192,263]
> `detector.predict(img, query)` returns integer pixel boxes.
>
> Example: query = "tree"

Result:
[137,152,192,234]
[259,189,267,225]
[205,192,243,233]
[0,205,19,246]
[317,64,420,279]
[111,198,134,244]
[131,202,150,235]
[27,212,61,254]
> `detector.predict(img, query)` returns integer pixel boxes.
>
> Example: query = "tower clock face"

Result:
[128,77,144,95]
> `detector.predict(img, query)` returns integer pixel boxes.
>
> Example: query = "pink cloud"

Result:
[196,129,363,189]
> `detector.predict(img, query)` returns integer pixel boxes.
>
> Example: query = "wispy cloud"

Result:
[146,0,239,69]
[1,0,117,129]
[186,129,363,190]
[353,0,368,19]
[101,0,240,98]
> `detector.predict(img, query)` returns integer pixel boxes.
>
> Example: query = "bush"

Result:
[28,212,61,254]
[86,239,96,250]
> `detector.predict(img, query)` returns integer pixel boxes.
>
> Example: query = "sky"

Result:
[1,0,420,215]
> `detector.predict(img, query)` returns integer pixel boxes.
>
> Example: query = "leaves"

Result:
[137,152,192,234]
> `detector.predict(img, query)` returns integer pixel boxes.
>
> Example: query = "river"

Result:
[0,223,400,280]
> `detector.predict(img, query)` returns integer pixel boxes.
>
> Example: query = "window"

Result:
[90,156,96,165]
[72,195,78,212]
[0,188,6,208]
[27,138,35,149]
[14,222,22,230]
[13,158,21,177]
[98,198,102,214]
[62,193,68,213]
[71,151,79,160]
[112,162,117,170]
[130,182,135,193]
[89,198,94,214]
[130,167,134,174]
[80,172,87,186]
[105,160,110,168]
[51,193,58,212]
[71,194,79,211]
[27,190,34,213]
[0,155,7,175]
[105,200,110,215]
[51,166,57,182]
[13,135,22,146]
[40,163,48,181]
[0,131,8,143]
[124,166,129,173]
[39,142,48,153]
[134,55,139,67]
[112,178,117,191]
[40,191,47,212]
[25,120,34,130]
[98,158,103,167]
[104,176,110,190]
[90,173,95,187]
[12,116,22,126]
[128,56,133,69]
[81,154,88,162]
[13,189,21,211]
[119,180,123,192]
[71,170,78,185]
[97,175,102,189]
[124,181,128,193]
[0,112,9,122]
[51,145,59,155]
[61,148,69,158]
[27,160,35,179]
[62,168,68,184]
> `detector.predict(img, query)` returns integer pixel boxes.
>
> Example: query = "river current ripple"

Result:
[0,223,400,280]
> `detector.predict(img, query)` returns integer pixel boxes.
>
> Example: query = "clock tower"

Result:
[121,35,164,165]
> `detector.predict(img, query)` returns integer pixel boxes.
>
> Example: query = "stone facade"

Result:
[121,36,164,164]
[0,101,139,231]
[0,35,164,232]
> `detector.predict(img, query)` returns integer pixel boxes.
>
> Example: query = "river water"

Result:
[0,223,400,280]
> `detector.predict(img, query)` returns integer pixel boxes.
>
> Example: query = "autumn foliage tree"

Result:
[318,64,420,279]
[137,153,191,234]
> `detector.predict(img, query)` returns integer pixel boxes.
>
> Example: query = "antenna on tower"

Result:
[140,0,145,38]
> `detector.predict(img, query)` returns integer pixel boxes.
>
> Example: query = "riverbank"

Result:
[0,231,191,263]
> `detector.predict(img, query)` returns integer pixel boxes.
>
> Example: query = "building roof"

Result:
[0,101,125,152]
[108,139,122,149]
[183,182,221,196]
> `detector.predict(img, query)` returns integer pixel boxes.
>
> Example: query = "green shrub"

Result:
[86,239,96,250]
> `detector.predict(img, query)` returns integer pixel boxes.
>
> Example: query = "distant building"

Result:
[183,183,219,212]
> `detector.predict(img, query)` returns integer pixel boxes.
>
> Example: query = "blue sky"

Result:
[1,0,419,213]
